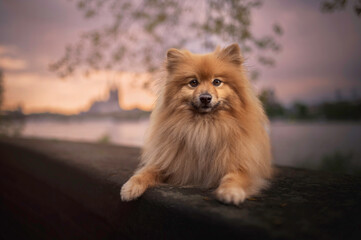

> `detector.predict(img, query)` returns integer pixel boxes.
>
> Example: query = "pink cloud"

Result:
[0,56,27,70]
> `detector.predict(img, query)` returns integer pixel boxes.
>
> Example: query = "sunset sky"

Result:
[0,0,360,114]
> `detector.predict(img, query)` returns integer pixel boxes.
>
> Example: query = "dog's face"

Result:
[164,44,247,115]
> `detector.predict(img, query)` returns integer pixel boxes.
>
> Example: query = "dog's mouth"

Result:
[191,101,220,113]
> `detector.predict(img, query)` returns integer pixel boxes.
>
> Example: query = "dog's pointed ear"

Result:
[166,48,184,72]
[217,43,243,66]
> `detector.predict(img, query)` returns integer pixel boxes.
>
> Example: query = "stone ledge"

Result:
[0,137,360,240]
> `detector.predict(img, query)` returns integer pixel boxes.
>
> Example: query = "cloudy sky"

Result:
[0,0,360,114]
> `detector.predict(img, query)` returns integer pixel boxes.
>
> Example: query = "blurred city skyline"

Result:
[0,0,360,114]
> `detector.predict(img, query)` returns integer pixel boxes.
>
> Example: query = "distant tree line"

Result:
[259,88,361,121]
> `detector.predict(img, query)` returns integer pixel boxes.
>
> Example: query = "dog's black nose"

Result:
[199,94,212,104]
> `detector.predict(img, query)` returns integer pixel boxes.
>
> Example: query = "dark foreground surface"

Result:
[0,137,361,240]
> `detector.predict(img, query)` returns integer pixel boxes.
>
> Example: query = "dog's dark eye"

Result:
[189,79,199,88]
[212,79,222,87]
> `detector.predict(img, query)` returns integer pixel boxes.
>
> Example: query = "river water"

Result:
[20,118,361,170]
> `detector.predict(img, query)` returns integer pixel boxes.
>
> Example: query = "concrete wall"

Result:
[1,138,361,239]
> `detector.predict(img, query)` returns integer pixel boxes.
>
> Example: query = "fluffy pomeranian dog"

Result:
[121,43,272,205]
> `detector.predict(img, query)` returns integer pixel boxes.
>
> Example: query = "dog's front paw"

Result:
[215,186,246,205]
[120,177,147,201]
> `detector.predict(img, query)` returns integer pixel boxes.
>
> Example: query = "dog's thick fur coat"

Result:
[121,44,272,205]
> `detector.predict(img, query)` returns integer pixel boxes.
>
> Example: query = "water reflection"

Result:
[22,118,149,146]
[19,118,361,173]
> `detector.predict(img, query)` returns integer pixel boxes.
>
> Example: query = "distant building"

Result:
[87,87,122,114]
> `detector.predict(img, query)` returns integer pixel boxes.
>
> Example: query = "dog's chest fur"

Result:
[163,117,237,188]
